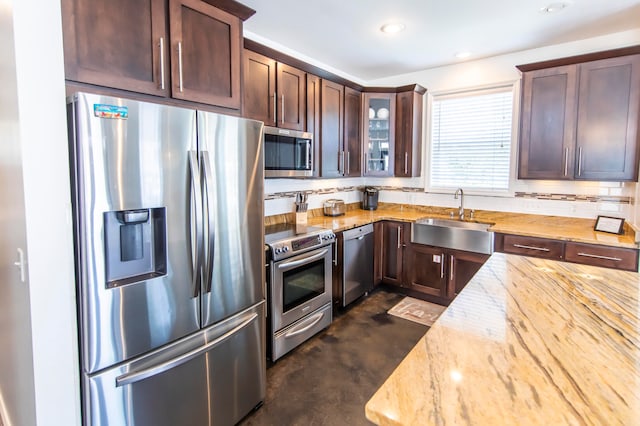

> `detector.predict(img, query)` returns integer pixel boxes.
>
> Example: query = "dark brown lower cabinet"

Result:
[404,244,488,304]
[376,221,488,305]
[380,221,408,287]
[496,233,639,272]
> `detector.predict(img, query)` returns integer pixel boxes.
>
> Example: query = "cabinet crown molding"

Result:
[516,44,640,72]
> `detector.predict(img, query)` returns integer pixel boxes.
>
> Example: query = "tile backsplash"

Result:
[265,177,636,222]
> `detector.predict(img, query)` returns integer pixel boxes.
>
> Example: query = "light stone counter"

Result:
[298,204,638,249]
[365,252,640,425]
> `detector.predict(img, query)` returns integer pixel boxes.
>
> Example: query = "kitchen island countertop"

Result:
[365,252,640,425]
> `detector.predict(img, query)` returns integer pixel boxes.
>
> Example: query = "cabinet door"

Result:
[307,74,321,177]
[320,80,344,177]
[62,0,168,96]
[448,251,489,299]
[381,222,406,287]
[344,87,362,177]
[518,66,577,179]
[575,55,640,181]
[169,0,241,109]
[395,90,423,177]
[243,50,276,125]
[363,93,395,176]
[404,244,447,298]
[277,64,306,131]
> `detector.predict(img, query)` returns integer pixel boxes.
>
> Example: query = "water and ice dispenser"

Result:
[103,207,167,288]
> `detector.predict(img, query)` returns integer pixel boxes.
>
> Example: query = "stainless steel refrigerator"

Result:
[67,92,265,426]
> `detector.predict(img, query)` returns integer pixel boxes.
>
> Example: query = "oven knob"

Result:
[275,247,282,254]
[283,247,290,252]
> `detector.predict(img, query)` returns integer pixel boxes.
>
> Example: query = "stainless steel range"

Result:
[265,224,335,361]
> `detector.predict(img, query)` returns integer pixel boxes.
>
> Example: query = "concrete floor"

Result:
[239,288,428,426]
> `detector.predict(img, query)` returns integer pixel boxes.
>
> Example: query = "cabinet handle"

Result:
[440,253,445,279]
[513,244,550,252]
[281,95,285,124]
[333,239,338,266]
[365,152,369,173]
[346,151,350,175]
[563,147,568,177]
[449,255,454,282]
[273,92,277,124]
[338,151,345,174]
[577,252,622,262]
[159,37,165,90]
[177,42,184,93]
[397,226,401,249]
[404,152,408,174]
[577,146,583,176]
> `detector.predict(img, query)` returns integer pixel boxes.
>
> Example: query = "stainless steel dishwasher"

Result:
[340,224,374,307]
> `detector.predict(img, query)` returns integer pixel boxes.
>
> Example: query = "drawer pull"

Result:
[513,244,550,252]
[577,252,622,262]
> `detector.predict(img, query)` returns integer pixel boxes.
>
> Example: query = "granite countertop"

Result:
[365,252,640,425]
[301,204,638,249]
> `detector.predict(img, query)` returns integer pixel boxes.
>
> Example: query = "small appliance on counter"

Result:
[323,199,345,216]
[362,187,379,210]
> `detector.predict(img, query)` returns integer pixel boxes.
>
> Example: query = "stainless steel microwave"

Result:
[264,126,313,178]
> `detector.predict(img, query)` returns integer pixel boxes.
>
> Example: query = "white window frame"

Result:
[425,81,520,197]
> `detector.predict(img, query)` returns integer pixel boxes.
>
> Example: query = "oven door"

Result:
[270,246,332,331]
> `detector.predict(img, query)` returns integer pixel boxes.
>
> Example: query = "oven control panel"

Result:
[269,230,335,261]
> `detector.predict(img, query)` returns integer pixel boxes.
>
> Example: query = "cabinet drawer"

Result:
[502,235,564,260]
[564,242,638,271]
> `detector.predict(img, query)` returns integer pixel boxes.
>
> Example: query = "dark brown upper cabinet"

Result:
[362,92,396,176]
[62,0,169,97]
[170,0,242,109]
[518,52,640,181]
[344,87,362,177]
[62,0,249,111]
[395,86,425,177]
[320,80,344,177]
[242,49,305,131]
[306,73,322,177]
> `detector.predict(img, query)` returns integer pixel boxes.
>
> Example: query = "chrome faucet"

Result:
[454,188,464,220]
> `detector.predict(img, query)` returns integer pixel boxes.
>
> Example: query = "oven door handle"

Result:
[277,248,329,270]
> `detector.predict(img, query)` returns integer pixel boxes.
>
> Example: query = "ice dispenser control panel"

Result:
[103,207,167,288]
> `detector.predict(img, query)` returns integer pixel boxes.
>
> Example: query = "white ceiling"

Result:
[240,0,640,82]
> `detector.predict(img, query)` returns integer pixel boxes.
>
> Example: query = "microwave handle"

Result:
[306,140,312,170]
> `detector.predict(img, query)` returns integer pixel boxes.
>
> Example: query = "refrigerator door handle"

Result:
[189,151,204,297]
[200,150,215,294]
[115,312,258,387]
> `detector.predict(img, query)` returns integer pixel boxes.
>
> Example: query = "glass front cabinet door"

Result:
[363,93,396,176]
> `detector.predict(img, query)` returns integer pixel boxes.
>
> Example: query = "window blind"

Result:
[429,87,513,191]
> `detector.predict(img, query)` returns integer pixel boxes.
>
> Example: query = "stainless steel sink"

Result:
[412,218,494,254]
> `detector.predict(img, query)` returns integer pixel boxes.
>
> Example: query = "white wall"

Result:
[366,29,640,221]
[12,0,81,424]
[268,30,640,219]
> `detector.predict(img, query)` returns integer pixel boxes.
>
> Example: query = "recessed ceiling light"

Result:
[380,23,405,34]
[539,2,570,13]
[455,51,471,59]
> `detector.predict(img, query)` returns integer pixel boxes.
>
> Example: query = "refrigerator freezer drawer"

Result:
[84,302,266,426]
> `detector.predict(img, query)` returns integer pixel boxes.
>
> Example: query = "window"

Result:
[429,85,514,192]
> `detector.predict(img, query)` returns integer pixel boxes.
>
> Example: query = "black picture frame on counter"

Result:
[594,215,625,235]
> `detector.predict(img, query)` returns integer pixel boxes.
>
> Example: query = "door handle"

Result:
[284,311,325,338]
[177,42,184,93]
[278,248,329,270]
[200,151,215,293]
[159,37,165,90]
[513,244,549,252]
[273,92,277,124]
[577,252,622,262]
[115,312,258,387]
[188,151,203,297]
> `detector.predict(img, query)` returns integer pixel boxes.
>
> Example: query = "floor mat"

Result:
[387,296,446,327]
